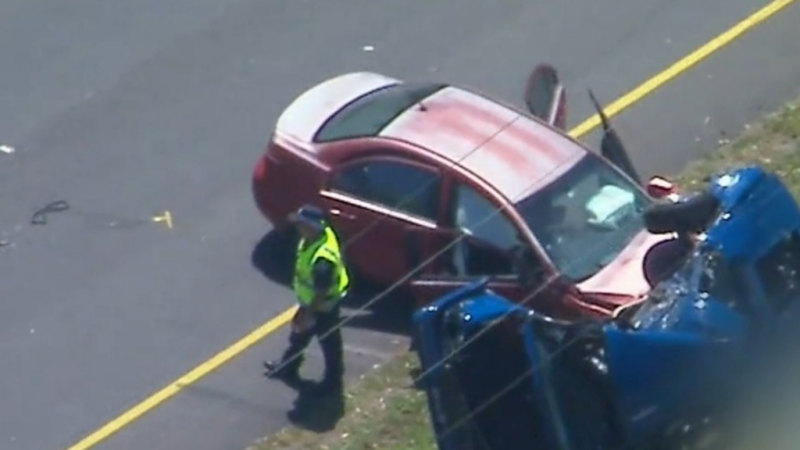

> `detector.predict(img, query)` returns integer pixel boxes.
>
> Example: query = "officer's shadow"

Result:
[267,375,345,431]
[286,384,346,432]
[251,226,298,288]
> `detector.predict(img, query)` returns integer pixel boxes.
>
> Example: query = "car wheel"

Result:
[644,190,721,235]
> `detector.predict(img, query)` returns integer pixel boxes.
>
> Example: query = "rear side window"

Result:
[756,232,800,312]
[314,82,447,143]
[329,159,441,221]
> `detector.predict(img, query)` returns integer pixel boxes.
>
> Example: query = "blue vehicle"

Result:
[413,166,800,450]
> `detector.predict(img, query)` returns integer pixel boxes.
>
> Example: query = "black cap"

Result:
[289,204,326,229]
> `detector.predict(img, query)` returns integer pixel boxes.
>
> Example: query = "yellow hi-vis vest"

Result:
[293,225,350,308]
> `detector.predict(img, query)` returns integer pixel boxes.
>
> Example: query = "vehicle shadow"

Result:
[340,283,414,337]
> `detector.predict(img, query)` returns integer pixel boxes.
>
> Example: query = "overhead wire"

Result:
[428,176,795,448]
[261,123,580,370]
[28,80,765,447]
[21,85,655,435]
[258,81,672,385]
[288,90,788,444]
[262,94,641,382]
[256,81,794,450]
[23,81,697,445]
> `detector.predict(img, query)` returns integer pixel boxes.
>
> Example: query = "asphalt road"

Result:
[0,1,798,449]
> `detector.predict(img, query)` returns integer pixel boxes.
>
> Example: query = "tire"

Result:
[644,191,721,235]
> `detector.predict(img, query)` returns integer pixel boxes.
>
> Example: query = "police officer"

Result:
[264,204,350,396]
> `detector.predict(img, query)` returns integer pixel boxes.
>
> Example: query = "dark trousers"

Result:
[281,305,344,381]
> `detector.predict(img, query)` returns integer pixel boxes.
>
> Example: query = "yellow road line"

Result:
[66,306,298,450]
[66,0,796,447]
[568,0,797,138]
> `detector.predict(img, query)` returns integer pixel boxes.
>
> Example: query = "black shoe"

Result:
[263,360,299,382]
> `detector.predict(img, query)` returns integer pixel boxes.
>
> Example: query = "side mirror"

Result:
[646,175,677,199]
[588,90,641,184]
[524,64,567,129]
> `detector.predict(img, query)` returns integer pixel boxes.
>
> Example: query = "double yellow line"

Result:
[68,0,797,448]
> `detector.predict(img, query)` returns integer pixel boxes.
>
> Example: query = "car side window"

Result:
[756,232,800,312]
[328,159,441,221]
[453,183,519,250]
[451,183,524,276]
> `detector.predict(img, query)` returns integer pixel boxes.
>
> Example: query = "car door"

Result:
[407,180,549,308]
[522,65,642,185]
[318,156,444,286]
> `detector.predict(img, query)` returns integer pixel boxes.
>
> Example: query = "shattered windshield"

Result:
[515,154,652,281]
[629,247,749,328]
[629,254,696,328]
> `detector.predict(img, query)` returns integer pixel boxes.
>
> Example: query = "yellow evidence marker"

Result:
[152,211,173,229]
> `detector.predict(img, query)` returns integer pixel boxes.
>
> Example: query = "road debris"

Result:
[25,203,174,230]
[31,200,70,225]
[362,45,375,52]
[152,210,174,229]
[104,216,151,229]
[0,144,15,154]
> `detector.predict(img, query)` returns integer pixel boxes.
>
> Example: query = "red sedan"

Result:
[252,67,678,319]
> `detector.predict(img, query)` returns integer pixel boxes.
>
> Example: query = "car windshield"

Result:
[515,154,652,281]
[314,82,447,142]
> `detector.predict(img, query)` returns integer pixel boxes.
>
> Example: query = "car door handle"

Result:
[329,208,356,220]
